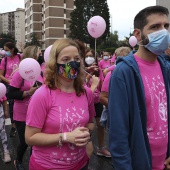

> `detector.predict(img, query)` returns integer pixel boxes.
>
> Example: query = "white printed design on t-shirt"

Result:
[50,105,86,163]
[145,75,168,140]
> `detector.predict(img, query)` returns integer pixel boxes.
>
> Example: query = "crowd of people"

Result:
[0,5,170,170]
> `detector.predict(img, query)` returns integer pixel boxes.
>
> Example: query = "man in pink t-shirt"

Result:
[108,6,170,170]
[135,55,168,169]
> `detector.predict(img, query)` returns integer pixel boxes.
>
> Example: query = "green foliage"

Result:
[69,0,110,48]
[98,31,119,49]
[24,33,40,48]
[0,33,15,48]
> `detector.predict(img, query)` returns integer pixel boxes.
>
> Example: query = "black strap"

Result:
[4,54,21,77]
[40,71,44,78]
[3,57,7,76]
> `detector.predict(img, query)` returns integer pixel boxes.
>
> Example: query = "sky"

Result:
[0,0,156,40]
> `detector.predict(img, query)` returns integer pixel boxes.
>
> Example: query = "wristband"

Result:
[63,132,67,142]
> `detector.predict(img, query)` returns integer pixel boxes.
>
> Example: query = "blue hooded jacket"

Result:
[108,51,170,170]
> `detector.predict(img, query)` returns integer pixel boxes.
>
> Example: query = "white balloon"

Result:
[129,36,137,47]
[19,58,41,82]
[44,45,52,63]
[0,83,6,98]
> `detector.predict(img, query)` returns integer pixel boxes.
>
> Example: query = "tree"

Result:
[24,33,40,48]
[69,0,110,48]
[98,31,119,49]
[0,33,15,48]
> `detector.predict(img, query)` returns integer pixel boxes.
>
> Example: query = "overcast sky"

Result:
[0,0,156,40]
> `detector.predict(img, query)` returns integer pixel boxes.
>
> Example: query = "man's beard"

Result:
[140,32,149,45]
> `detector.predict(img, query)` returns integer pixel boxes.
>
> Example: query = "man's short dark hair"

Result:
[134,5,169,31]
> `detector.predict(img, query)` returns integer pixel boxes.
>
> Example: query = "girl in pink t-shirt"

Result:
[25,39,95,170]
[8,45,43,170]
[0,95,11,163]
[98,51,111,71]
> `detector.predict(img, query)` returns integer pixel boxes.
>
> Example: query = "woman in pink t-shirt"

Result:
[84,48,111,158]
[100,46,131,127]
[8,45,43,170]
[25,39,95,170]
[0,42,21,138]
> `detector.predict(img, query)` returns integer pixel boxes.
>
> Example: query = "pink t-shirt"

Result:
[0,55,21,80]
[111,54,116,63]
[86,70,103,104]
[101,71,111,93]
[26,85,95,169]
[10,70,43,121]
[98,59,111,70]
[134,55,168,170]
[108,65,116,72]
[0,96,7,106]
[0,96,7,102]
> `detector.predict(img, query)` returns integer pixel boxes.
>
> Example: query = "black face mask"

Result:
[37,55,44,65]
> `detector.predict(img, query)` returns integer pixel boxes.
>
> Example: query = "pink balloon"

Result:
[19,58,41,82]
[87,16,106,38]
[0,83,6,98]
[44,45,52,63]
[129,36,137,47]
[0,50,6,55]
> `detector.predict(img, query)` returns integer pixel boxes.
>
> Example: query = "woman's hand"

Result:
[67,127,90,147]
[90,75,99,93]
[28,86,39,95]
[86,64,98,73]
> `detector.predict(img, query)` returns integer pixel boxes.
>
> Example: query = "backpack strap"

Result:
[3,57,7,76]
[3,54,21,77]
[17,54,21,61]
[40,71,44,78]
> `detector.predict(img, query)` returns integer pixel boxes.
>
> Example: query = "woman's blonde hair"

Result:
[45,38,85,96]
[22,45,40,60]
[115,47,131,58]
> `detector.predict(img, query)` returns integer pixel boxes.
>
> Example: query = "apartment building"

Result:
[25,0,74,49]
[156,0,170,31]
[0,8,25,51]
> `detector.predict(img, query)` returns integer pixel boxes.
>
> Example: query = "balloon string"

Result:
[84,70,92,77]
[95,39,97,60]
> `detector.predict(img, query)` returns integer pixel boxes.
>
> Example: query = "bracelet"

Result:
[58,134,63,148]
[63,132,67,142]
[26,91,30,97]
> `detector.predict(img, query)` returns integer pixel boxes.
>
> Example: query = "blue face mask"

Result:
[103,56,108,60]
[5,51,12,57]
[144,29,170,55]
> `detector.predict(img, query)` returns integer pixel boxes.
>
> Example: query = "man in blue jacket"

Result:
[108,5,170,170]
